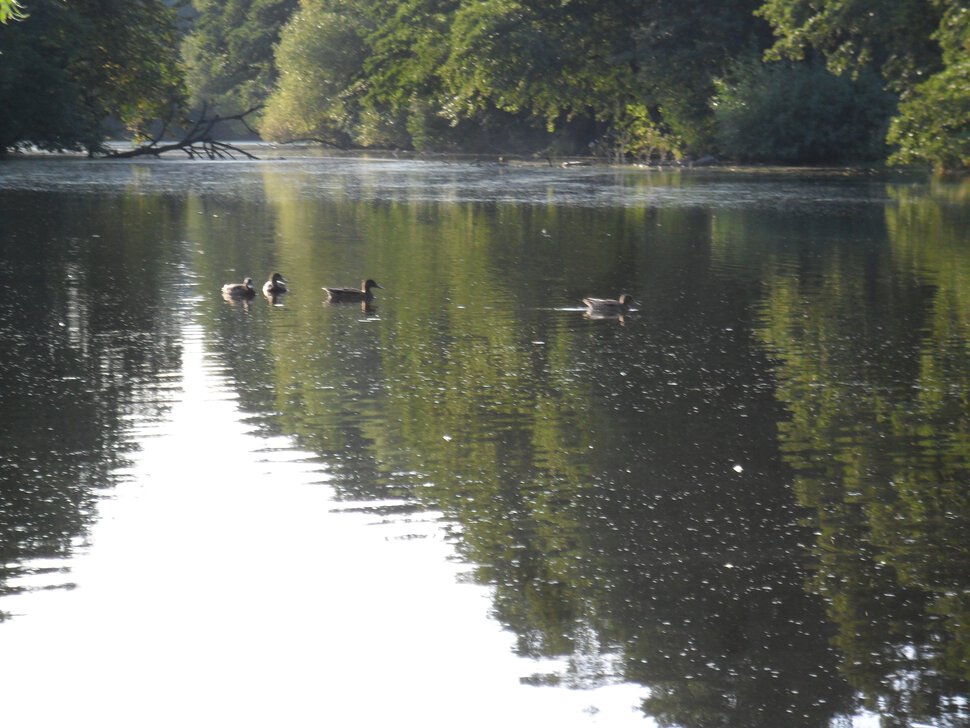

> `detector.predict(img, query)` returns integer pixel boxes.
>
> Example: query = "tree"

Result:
[263,0,555,153]
[181,0,299,125]
[0,0,185,155]
[440,0,634,129]
[713,59,895,164]
[757,0,944,93]
[887,60,970,172]
[360,0,462,149]
[259,0,371,146]
[887,2,970,171]
[438,0,769,157]
[757,0,970,171]
[629,0,771,154]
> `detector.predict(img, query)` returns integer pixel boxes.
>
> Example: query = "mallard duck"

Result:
[323,278,383,303]
[583,293,634,316]
[262,272,288,297]
[222,277,256,298]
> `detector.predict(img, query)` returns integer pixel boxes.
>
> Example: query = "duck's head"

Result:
[270,272,287,284]
[363,279,383,290]
[618,294,634,306]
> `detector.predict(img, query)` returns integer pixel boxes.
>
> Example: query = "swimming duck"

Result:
[323,278,383,303]
[262,272,288,297]
[582,293,634,316]
[222,277,256,298]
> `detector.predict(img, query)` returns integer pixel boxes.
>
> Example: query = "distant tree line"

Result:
[1,0,967,170]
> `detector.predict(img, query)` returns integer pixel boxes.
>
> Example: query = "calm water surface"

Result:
[1,155,969,728]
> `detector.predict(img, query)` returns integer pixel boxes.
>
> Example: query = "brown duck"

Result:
[323,278,383,303]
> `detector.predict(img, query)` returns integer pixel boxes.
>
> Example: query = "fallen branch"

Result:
[277,137,348,149]
[107,103,264,160]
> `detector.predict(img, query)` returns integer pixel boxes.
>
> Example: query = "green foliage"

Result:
[440,0,635,129]
[181,0,299,118]
[887,5,970,171]
[757,0,970,171]
[888,59,970,172]
[263,0,770,158]
[4,0,969,165]
[260,0,370,146]
[353,0,467,149]
[713,59,896,164]
[757,0,944,92]
[604,103,684,164]
[263,0,571,153]
[0,3,99,153]
[0,0,185,154]
[630,0,771,154]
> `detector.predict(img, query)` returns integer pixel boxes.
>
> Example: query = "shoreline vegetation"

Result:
[7,140,944,188]
[1,0,967,173]
[1,142,934,179]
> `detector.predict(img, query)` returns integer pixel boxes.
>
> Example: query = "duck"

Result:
[323,278,383,303]
[583,293,634,316]
[222,277,256,298]
[262,272,288,297]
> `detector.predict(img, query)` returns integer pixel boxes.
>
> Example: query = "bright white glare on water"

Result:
[0,320,649,728]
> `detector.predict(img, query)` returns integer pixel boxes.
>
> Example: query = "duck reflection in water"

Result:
[323,278,383,303]
[222,277,256,305]
[583,293,634,323]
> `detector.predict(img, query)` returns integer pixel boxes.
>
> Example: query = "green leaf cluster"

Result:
[757,0,970,170]
[887,2,970,171]
[713,59,895,164]
[0,0,186,155]
[258,0,371,146]
[181,0,299,124]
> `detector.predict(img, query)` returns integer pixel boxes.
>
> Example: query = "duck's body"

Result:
[222,277,256,298]
[583,293,634,316]
[323,278,383,303]
[262,272,288,297]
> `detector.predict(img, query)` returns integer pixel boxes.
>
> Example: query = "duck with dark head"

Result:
[323,278,383,303]
[262,272,288,298]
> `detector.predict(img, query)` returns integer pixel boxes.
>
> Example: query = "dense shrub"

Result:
[713,60,896,164]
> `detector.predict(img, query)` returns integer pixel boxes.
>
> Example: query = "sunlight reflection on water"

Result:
[0,157,954,728]
[0,318,650,727]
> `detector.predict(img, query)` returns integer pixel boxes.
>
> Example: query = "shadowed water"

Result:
[1,155,969,727]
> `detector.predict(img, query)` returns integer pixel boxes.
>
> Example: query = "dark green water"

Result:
[1,156,969,727]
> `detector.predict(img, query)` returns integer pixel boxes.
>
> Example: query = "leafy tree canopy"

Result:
[758,0,970,171]
[259,0,372,147]
[3,0,969,168]
[757,0,944,91]
[714,59,895,164]
[181,0,299,120]
[0,0,185,155]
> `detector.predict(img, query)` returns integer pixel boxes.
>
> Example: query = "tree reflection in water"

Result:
[3,163,970,728]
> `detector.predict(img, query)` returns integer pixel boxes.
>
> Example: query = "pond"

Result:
[1,154,969,728]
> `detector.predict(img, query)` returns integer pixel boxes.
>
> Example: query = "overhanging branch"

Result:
[106,104,264,160]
